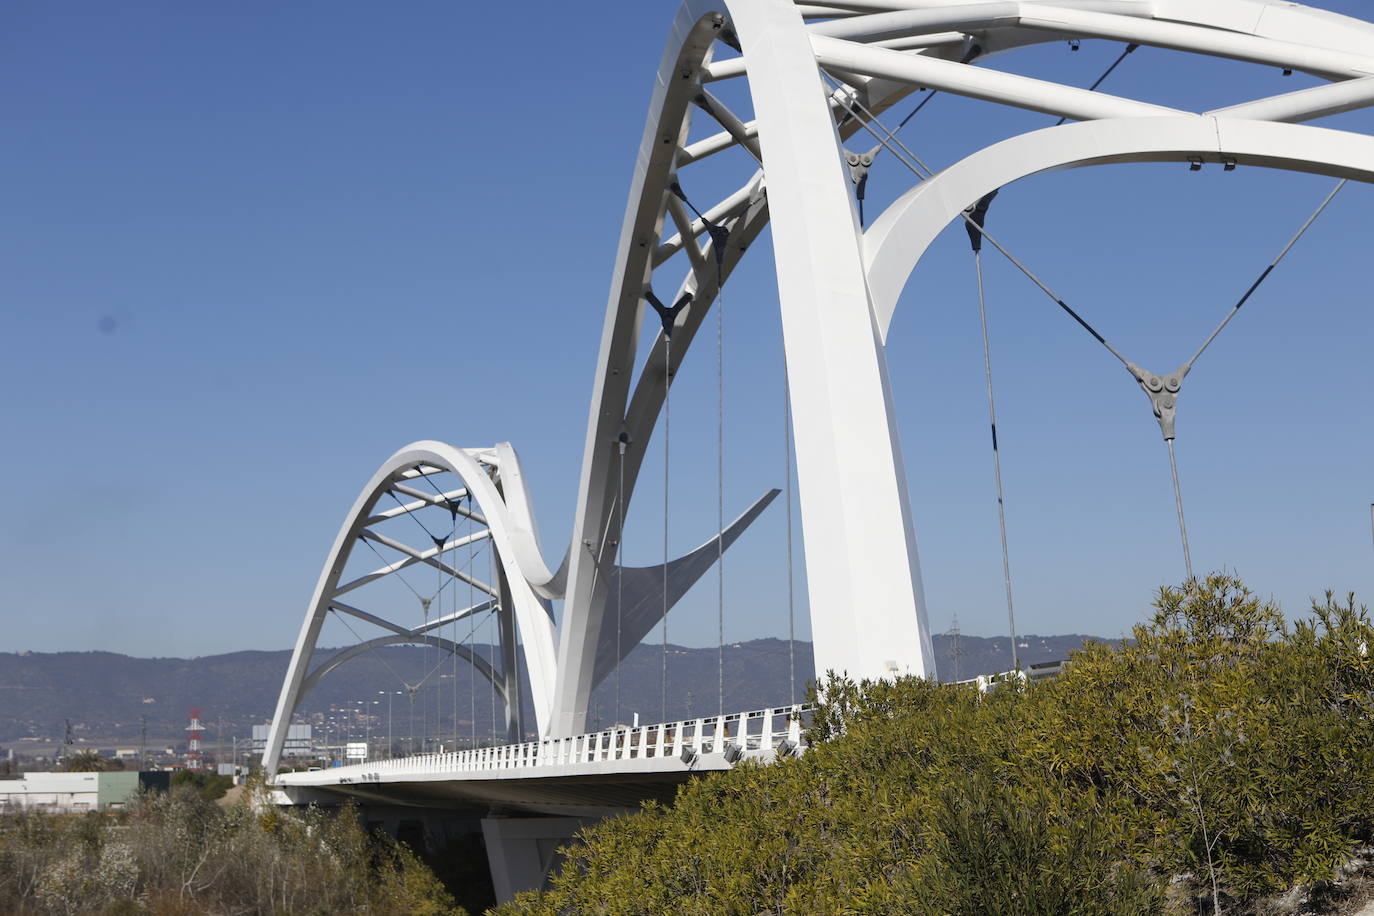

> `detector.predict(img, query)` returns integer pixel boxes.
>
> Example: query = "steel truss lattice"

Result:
[265,0,1374,774]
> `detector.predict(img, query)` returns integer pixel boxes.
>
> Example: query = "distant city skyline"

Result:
[2,1,1371,657]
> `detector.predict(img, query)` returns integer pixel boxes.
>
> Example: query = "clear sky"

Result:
[2,1,1371,659]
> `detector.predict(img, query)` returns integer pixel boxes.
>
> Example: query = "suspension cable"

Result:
[1054,43,1138,126]
[386,489,447,544]
[669,180,732,717]
[847,43,981,225]
[641,287,692,717]
[828,71,1348,587]
[467,531,477,748]
[1168,439,1194,582]
[616,433,628,727]
[1185,179,1347,371]
[662,336,672,725]
[820,72,1130,368]
[783,368,797,706]
[356,533,427,602]
[717,268,726,717]
[329,607,410,689]
[966,192,1020,672]
[489,544,497,744]
[453,509,464,749]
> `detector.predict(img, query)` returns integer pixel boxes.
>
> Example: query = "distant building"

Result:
[248,724,312,757]
[0,772,142,812]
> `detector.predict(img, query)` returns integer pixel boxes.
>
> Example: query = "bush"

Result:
[498,575,1374,915]
[0,782,465,914]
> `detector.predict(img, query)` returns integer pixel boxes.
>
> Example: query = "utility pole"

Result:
[139,715,147,771]
[949,615,965,683]
[58,718,73,765]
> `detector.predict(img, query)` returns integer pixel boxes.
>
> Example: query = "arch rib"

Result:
[263,441,558,776]
[864,117,1374,340]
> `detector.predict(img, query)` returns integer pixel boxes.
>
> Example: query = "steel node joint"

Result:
[1125,360,1189,440]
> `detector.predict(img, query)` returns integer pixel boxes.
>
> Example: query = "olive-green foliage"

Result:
[498,575,1374,915]
[61,750,120,773]
[0,781,466,915]
[168,768,233,801]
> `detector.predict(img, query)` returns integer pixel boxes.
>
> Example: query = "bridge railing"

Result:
[338,704,810,779]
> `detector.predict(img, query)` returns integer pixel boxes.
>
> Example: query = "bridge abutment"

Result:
[481,815,593,903]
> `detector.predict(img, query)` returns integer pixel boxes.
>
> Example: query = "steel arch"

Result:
[266,0,1374,770]
[865,117,1374,338]
[264,442,559,775]
[297,634,507,705]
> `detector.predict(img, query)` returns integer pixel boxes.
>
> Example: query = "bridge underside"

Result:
[274,763,728,819]
[275,751,758,903]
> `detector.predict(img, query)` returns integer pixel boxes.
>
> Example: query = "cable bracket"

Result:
[844,144,881,204]
[644,288,694,339]
[670,181,730,266]
[963,190,999,252]
[1124,361,1191,441]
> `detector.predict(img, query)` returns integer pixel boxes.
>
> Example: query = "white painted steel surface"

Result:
[275,705,807,789]
[266,0,1374,776]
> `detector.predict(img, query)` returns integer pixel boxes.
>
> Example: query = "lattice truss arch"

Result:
[264,443,560,772]
[554,0,1374,733]
[267,0,1374,770]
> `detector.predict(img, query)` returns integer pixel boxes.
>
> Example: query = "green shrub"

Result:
[0,788,464,914]
[499,575,1374,916]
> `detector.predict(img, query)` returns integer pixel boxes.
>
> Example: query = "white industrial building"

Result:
[0,771,141,812]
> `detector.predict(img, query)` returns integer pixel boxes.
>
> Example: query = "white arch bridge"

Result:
[265,0,1374,900]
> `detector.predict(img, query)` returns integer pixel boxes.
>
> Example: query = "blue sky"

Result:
[2,1,1371,659]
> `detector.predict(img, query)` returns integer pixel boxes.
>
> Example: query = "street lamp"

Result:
[382,690,401,759]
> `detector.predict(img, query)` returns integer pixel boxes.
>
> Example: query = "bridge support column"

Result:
[481,815,589,904]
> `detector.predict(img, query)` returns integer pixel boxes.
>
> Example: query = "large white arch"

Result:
[549,0,940,738]
[865,116,1374,339]
[266,0,1374,769]
[552,0,1374,736]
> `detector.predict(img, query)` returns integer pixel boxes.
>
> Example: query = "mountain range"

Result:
[0,633,1107,753]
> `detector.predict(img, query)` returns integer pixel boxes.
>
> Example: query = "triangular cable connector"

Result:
[1125,361,1190,441]
[704,220,730,267]
[964,190,999,253]
[670,181,730,266]
[644,288,694,339]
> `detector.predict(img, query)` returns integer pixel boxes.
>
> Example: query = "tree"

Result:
[499,574,1374,915]
[61,750,104,773]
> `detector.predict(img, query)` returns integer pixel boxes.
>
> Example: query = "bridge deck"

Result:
[273,705,808,816]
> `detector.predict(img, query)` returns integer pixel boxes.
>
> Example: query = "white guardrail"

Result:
[282,705,811,784]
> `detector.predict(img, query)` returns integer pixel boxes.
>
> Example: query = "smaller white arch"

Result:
[864,116,1374,341]
[263,441,559,776]
[298,634,506,703]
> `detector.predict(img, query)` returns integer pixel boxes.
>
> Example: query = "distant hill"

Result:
[0,633,1107,752]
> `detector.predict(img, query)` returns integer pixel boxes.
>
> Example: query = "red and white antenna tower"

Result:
[185,708,204,768]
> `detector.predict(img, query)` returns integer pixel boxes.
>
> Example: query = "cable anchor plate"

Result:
[1125,361,1190,440]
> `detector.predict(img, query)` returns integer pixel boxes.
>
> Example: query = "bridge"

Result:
[261,0,1374,902]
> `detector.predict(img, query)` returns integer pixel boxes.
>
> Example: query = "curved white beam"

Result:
[268,0,1374,765]
[263,441,559,775]
[298,634,506,702]
[551,0,947,740]
[1210,75,1374,124]
[811,34,1183,120]
[864,116,1374,341]
[491,442,566,599]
